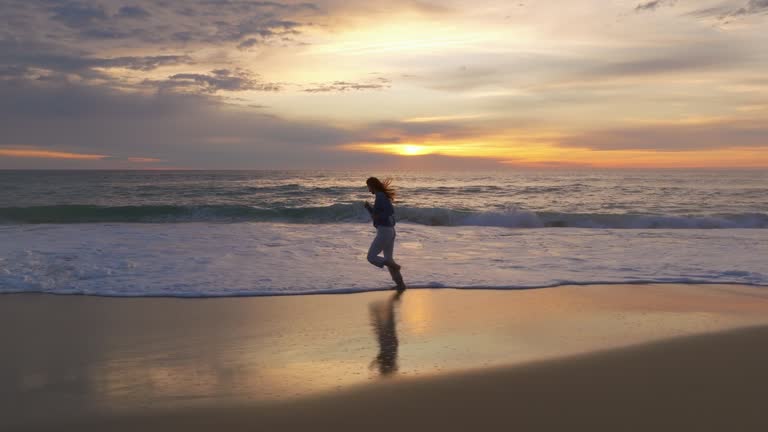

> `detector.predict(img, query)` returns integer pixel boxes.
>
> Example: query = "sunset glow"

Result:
[0,149,108,160]
[1,0,767,169]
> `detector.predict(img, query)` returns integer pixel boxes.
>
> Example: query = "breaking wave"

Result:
[1,204,767,228]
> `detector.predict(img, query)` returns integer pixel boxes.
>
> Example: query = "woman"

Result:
[364,177,406,291]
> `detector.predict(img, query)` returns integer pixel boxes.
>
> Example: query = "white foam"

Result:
[0,223,766,297]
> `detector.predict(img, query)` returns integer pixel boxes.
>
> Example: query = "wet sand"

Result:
[4,284,768,431]
[78,325,768,431]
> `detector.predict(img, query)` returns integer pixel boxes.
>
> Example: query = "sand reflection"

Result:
[369,291,403,376]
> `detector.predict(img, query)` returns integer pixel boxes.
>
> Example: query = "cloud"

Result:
[0,75,204,118]
[144,69,282,93]
[98,55,193,71]
[0,0,324,73]
[116,5,151,19]
[0,76,362,169]
[0,148,108,160]
[127,157,162,163]
[0,39,193,86]
[0,68,514,169]
[635,1,673,12]
[8,0,318,47]
[303,78,391,93]
[728,0,768,16]
[200,17,305,47]
[586,50,744,78]
[49,1,108,27]
[558,120,768,152]
[196,0,319,12]
[236,22,306,49]
[687,0,768,21]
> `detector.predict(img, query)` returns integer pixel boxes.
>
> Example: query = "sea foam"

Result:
[1,223,766,297]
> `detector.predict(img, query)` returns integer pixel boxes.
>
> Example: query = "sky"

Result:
[1,0,767,169]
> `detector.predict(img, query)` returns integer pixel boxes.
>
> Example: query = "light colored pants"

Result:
[367,226,396,268]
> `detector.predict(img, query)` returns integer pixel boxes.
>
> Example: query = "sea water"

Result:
[1,169,766,296]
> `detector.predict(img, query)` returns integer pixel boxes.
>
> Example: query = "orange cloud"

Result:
[0,148,108,160]
[128,157,163,163]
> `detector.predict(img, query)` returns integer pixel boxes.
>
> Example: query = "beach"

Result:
[5,283,768,431]
[4,0,768,428]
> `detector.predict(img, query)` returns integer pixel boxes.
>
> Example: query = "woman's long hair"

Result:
[367,177,396,201]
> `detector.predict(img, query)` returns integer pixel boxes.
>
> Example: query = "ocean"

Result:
[1,169,767,296]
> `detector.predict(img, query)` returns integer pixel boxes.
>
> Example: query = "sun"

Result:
[400,145,431,156]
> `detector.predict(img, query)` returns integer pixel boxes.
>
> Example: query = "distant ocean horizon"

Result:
[1,169,767,297]
[1,169,766,228]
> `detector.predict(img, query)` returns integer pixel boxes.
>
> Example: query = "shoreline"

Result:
[3,280,768,299]
[4,284,768,431]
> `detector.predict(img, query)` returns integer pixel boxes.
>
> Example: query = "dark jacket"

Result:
[368,191,396,227]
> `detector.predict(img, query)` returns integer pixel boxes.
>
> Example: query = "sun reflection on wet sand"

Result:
[398,289,433,336]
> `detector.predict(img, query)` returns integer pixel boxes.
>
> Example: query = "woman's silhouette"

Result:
[364,177,406,291]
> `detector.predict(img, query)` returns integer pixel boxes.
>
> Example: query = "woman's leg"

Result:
[382,228,397,268]
[382,228,405,289]
[367,228,388,268]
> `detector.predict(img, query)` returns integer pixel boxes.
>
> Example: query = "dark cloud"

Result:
[49,1,108,27]
[0,77,358,169]
[236,25,303,49]
[144,68,282,93]
[0,75,203,118]
[635,1,667,12]
[99,55,192,71]
[0,39,193,85]
[303,79,391,93]
[558,121,768,152]
[730,0,768,16]
[116,5,151,19]
[204,18,303,45]
[637,0,767,20]
[237,38,264,49]
[78,27,145,39]
[33,1,314,46]
[234,20,304,49]
[688,0,768,21]
[1,0,318,50]
[196,1,319,12]
[0,63,34,79]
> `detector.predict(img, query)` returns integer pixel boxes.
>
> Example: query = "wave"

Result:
[3,280,767,298]
[1,204,767,228]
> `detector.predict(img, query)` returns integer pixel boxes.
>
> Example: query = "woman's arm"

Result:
[373,192,387,214]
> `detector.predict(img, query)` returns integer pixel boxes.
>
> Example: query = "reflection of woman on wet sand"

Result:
[369,291,403,376]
